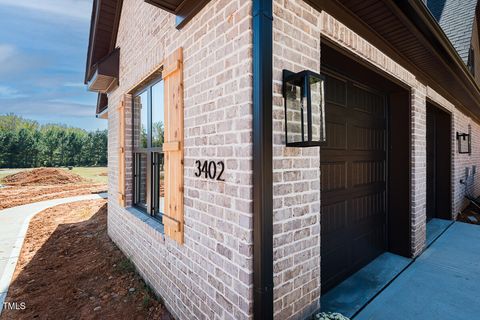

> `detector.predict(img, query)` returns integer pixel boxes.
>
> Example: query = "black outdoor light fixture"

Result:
[457,125,471,154]
[283,69,326,147]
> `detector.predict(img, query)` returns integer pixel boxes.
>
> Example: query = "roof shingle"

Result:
[427,0,478,64]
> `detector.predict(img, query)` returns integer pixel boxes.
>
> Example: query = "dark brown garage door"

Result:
[321,71,387,292]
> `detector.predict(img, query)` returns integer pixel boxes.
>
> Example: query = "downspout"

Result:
[252,0,273,320]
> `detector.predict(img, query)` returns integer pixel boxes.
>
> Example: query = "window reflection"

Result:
[152,81,165,148]
[134,91,149,148]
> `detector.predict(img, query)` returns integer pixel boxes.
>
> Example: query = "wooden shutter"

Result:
[118,96,126,207]
[163,48,184,244]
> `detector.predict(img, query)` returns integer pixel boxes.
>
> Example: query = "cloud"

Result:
[63,82,86,88]
[1,98,95,118]
[0,0,92,20]
[0,85,27,99]
[0,43,43,78]
[0,44,16,64]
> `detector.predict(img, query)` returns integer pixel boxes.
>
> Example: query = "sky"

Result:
[0,0,107,131]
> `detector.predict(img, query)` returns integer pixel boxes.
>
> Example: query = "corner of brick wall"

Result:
[410,84,427,257]
[272,0,322,319]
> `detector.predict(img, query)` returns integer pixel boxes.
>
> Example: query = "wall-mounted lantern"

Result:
[283,70,326,147]
[457,126,471,154]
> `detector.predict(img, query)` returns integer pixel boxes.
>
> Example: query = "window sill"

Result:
[125,206,165,236]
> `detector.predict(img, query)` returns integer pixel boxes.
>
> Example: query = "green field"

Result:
[62,167,108,184]
[0,167,108,184]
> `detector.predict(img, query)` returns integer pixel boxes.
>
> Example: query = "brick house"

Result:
[85,0,480,319]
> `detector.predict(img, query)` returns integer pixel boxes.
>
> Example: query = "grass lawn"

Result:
[0,167,108,184]
[60,167,108,184]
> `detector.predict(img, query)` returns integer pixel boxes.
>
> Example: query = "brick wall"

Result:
[272,1,322,319]
[106,1,254,319]
[411,85,427,256]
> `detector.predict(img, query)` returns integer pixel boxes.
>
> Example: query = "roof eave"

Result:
[408,0,480,94]
[396,0,480,118]
[95,93,109,118]
[84,0,123,84]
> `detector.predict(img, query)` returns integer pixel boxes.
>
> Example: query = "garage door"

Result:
[321,71,387,292]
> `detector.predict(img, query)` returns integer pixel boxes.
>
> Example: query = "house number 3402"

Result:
[194,160,225,181]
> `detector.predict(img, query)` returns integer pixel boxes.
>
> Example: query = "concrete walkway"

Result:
[355,222,480,319]
[0,193,107,311]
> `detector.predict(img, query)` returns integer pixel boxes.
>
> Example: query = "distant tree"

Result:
[0,129,15,167]
[39,125,61,166]
[16,128,38,167]
[0,115,108,168]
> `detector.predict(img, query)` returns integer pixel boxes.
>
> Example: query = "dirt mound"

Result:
[3,168,85,186]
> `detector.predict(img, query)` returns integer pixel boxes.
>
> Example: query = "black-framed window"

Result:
[132,79,165,223]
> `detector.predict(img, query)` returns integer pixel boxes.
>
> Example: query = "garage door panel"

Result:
[350,125,386,151]
[322,200,347,233]
[321,151,385,162]
[321,71,387,293]
[321,210,385,240]
[351,160,386,186]
[325,75,347,106]
[322,248,351,291]
[350,84,386,117]
[321,215,383,285]
[351,229,385,267]
[321,184,386,206]
[350,193,386,223]
[348,108,386,123]
[321,161,347,192]
[324,119,347,150]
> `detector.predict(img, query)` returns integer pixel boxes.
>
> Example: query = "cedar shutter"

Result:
[163,48,184,244]
[118,96,126,207]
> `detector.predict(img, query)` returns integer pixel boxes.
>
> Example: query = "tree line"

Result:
[0,114,107,168]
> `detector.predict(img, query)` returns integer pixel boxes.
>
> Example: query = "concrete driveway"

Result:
[355,222,480,319]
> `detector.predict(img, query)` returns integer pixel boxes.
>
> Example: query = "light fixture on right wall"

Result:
[282,69,326,147]
[457,125,471,154]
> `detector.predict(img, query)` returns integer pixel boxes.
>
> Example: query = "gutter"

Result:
[252,0,273,319]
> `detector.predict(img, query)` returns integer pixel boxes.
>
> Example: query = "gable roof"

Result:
[84,0,210,84]
[84,0,123,84]
[427,0,478,64]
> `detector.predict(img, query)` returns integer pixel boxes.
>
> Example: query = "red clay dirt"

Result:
[2,167,84,186]
[1,199,173,320]
[0,168,106,210]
